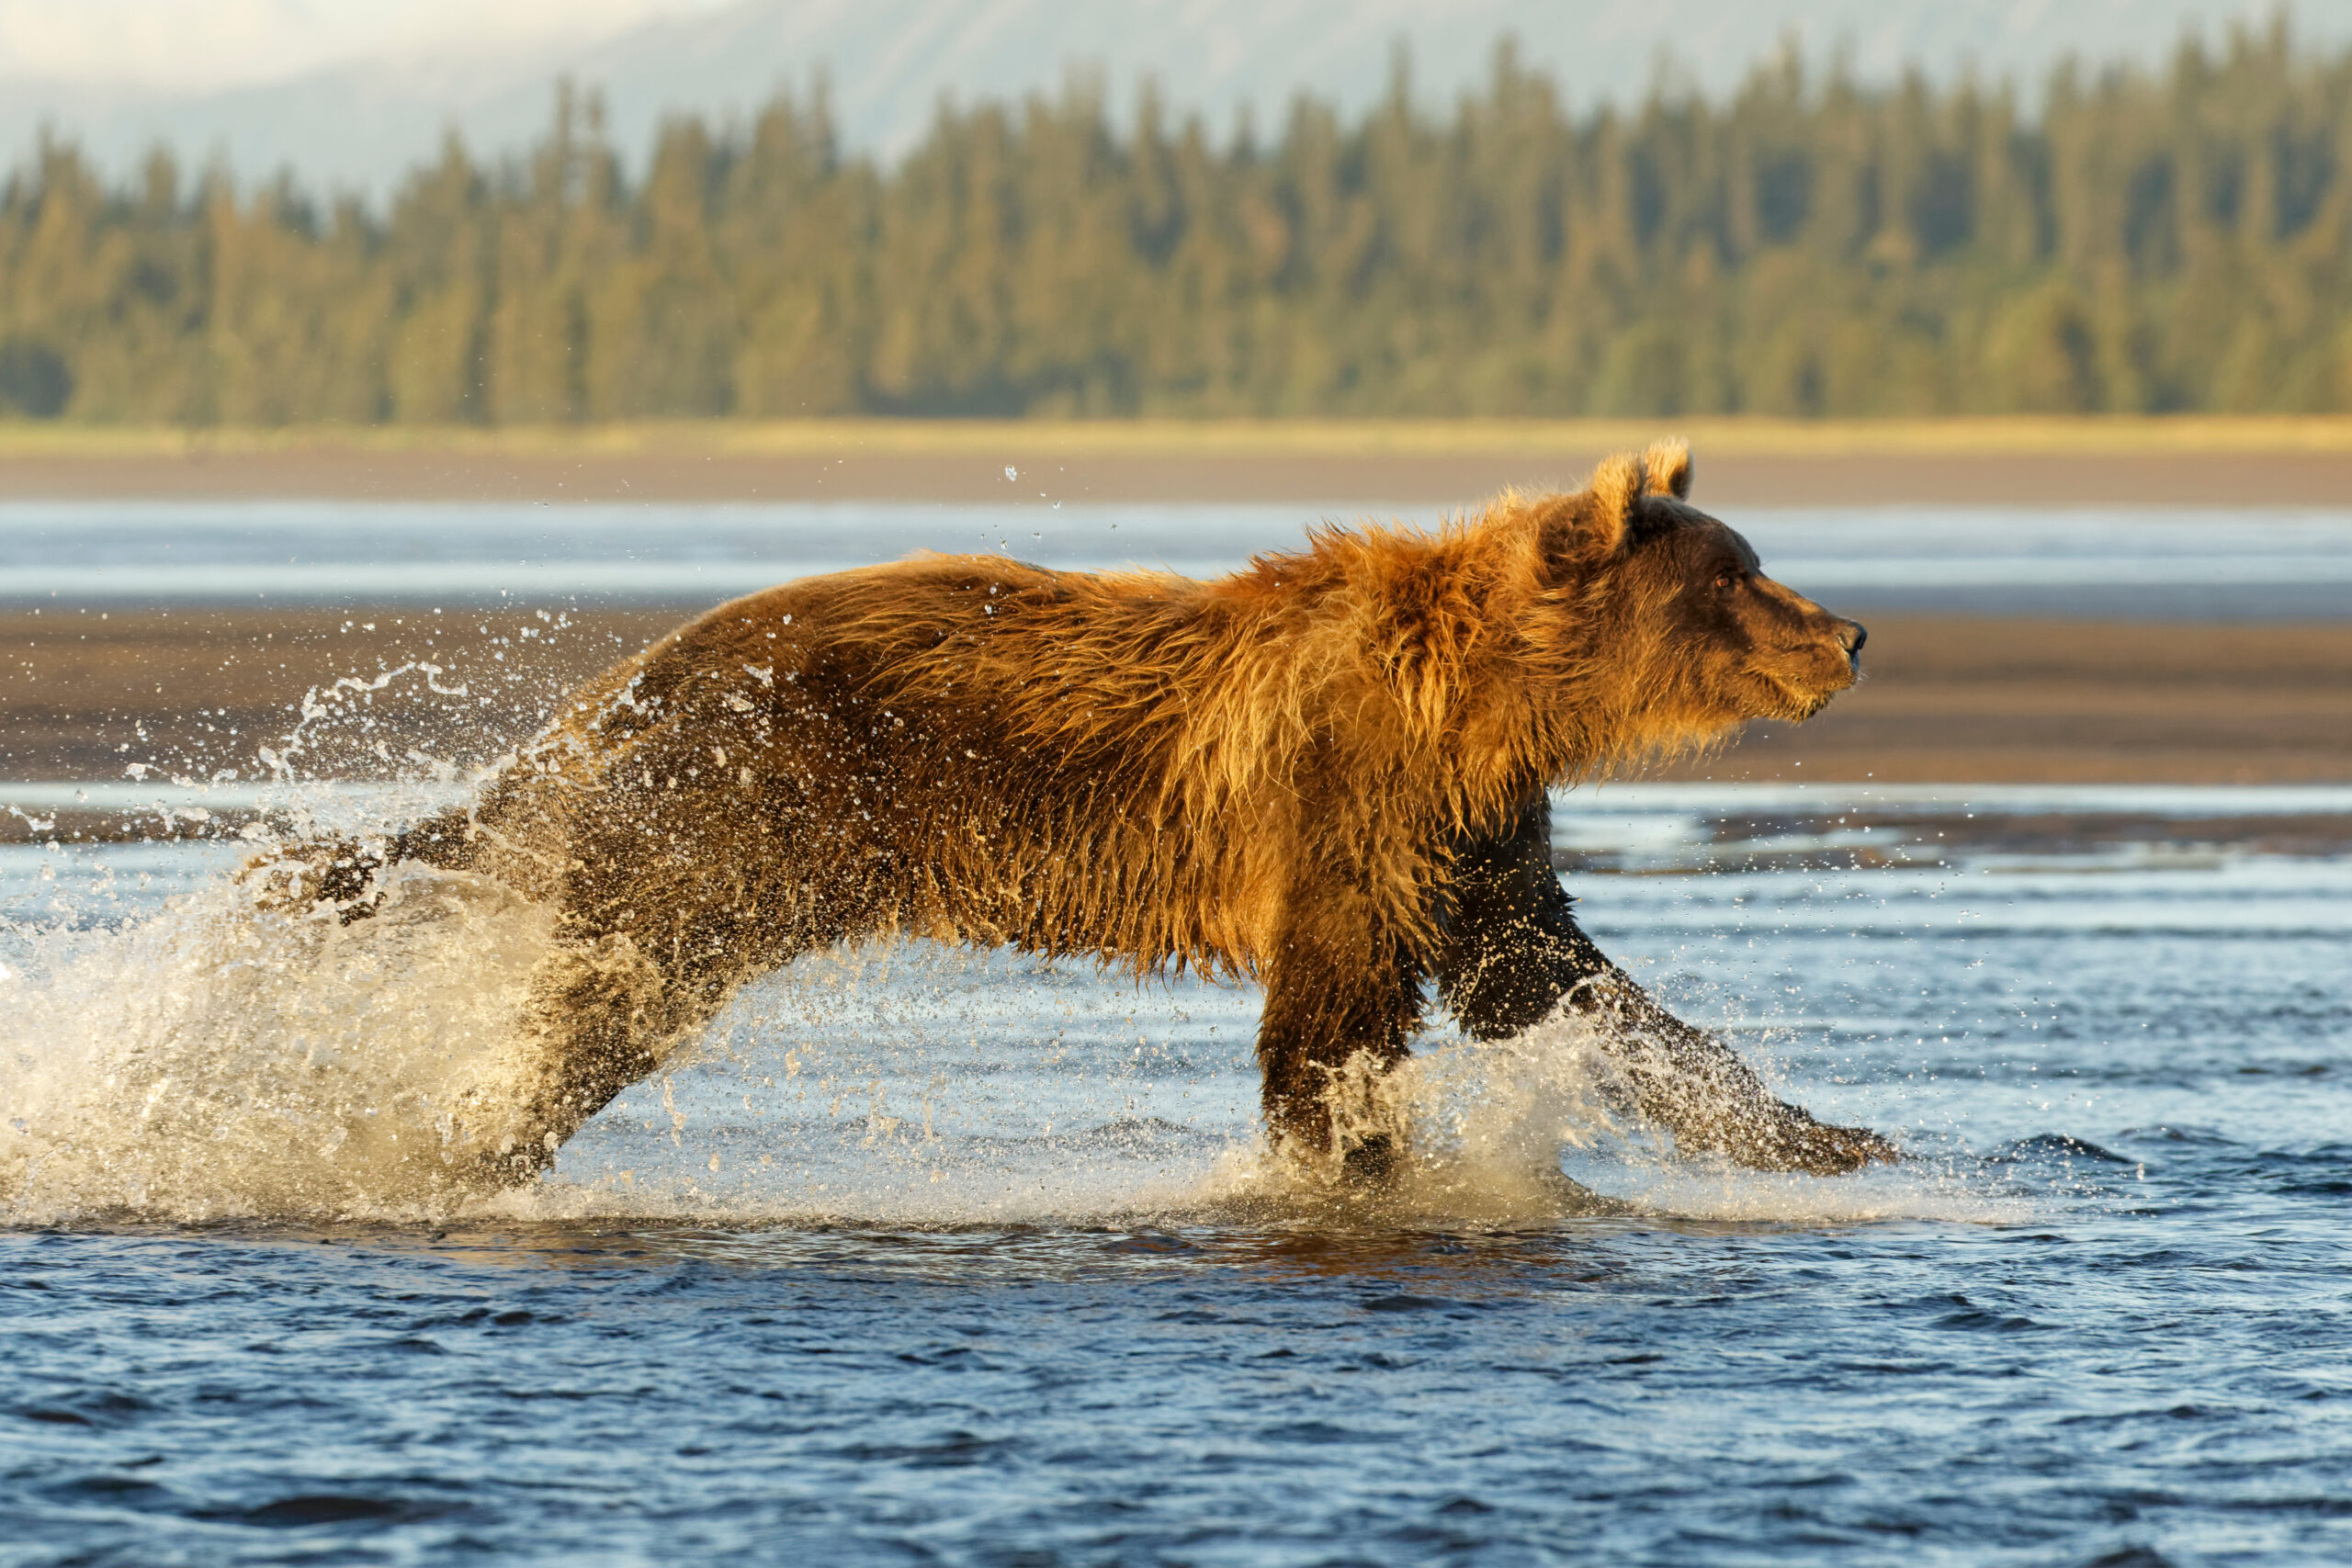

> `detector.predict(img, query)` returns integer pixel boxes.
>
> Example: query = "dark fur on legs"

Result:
[241,446,1895,1190]
[1436,791,1894,1174]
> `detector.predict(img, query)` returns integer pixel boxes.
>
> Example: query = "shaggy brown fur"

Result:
[280,441,1894,1183]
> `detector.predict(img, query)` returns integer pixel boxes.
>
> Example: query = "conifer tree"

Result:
[0,24,2346,422]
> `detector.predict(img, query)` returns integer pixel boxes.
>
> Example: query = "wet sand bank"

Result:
[10,448,2352,507]
[0,604,676,790]
[5,611,2348,838]
[1699,616,2352,785]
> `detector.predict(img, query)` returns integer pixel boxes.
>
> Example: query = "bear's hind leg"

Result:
[481,912,820,1187]
[239,806,483,926]
[476,830,896,1186]
[483,931,680,1183]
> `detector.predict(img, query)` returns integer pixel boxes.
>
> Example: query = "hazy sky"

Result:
[0,0,731,87]
[0,0,2342,199]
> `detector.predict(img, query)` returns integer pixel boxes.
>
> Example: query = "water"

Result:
[5,500,2351,617]
[5,784,2349,1564]
[4,498,2350,1562]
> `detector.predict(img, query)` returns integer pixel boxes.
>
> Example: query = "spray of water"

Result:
[0,856,560,1223]
[1,842,2013,1228]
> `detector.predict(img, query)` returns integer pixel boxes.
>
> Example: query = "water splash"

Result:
[3,836,2014,1230]
[0,858,560,1223]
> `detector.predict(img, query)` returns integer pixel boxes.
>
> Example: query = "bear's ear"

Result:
[1579,451,1647,556]
[1643,438,1691,501]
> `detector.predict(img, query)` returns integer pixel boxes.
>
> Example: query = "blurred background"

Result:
[2,0,2351,420]
[15,17,2352,1562]
[0,0,2348,814]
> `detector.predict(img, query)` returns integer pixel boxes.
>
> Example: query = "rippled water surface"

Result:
[5,786,2349,1565]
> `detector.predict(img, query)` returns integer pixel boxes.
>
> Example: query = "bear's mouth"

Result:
[1749,668,1842,719]
[1750,642,1860,709]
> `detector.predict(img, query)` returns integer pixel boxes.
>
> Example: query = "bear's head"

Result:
[1514,440,1866,759]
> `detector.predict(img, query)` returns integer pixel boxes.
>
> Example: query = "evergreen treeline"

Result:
[3,22,2350,423]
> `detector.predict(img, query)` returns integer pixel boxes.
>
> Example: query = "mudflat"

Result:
[0,605,679,789]
[1690,616,2352,785]
[5,610,2347,836]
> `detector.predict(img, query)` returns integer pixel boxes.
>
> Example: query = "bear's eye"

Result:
[1713,569,1743,592]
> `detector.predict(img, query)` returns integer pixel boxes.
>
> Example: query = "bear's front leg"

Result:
[1436,791,1895,1175]
[1256,882,1422,1183]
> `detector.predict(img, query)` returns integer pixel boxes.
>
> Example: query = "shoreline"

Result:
[2,417,2351,504]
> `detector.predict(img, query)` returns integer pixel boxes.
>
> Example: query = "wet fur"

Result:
[269,443,1890,1183]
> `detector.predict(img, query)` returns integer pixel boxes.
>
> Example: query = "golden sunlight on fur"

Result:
[267,444,1890,1186]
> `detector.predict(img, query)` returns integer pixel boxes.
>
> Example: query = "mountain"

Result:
[0,0,2341,200]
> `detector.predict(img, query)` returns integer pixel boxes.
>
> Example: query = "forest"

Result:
[0,20,2347,423]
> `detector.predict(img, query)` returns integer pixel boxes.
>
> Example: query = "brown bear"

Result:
[291,440,1894,1185]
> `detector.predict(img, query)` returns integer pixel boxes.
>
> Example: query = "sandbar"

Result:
[1,418,2350,506]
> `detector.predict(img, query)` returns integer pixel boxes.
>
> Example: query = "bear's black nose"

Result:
[1838,620,1867,658]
